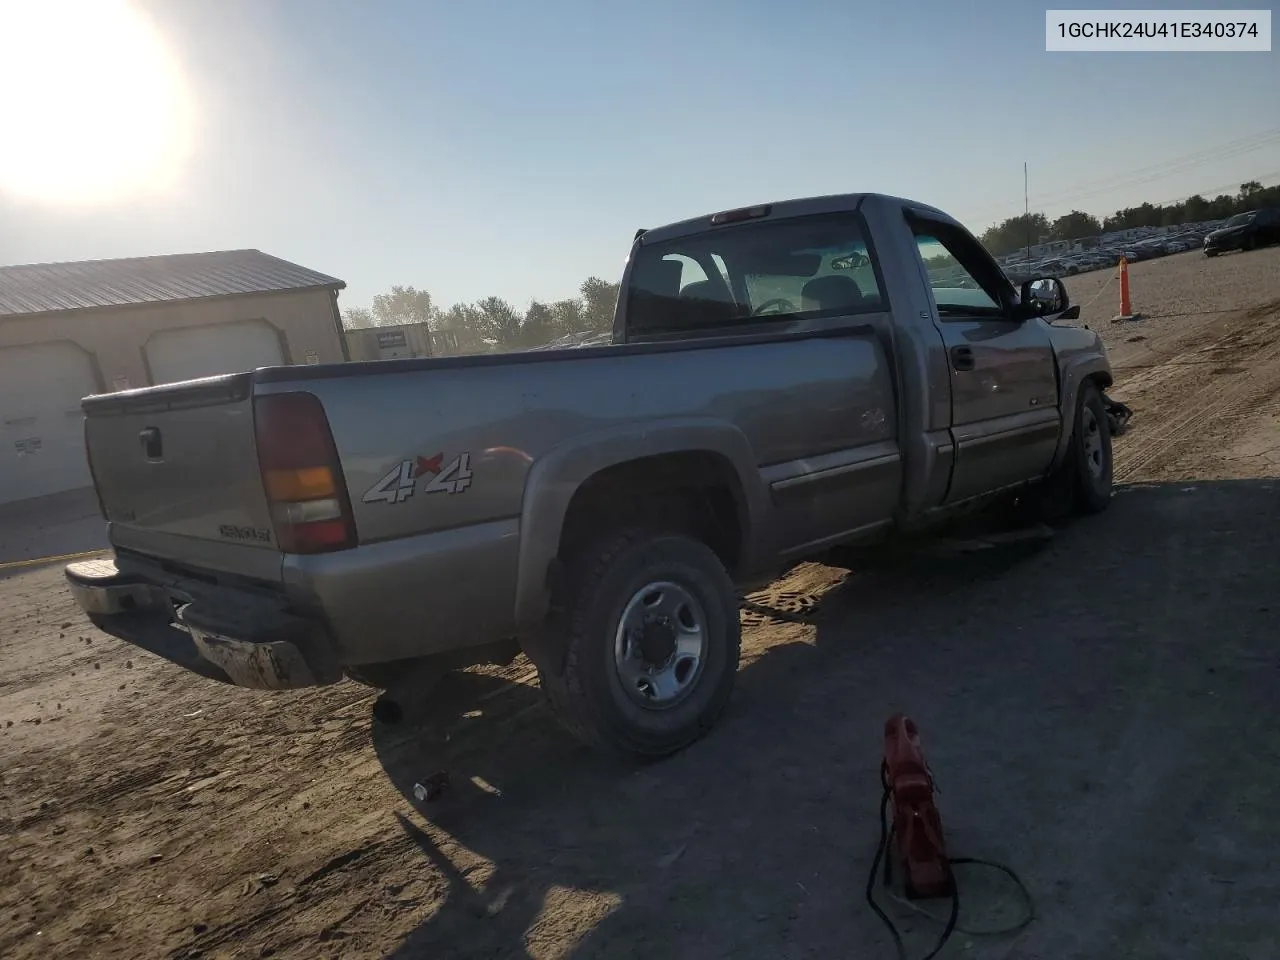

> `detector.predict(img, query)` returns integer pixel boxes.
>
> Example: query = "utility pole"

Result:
[1024,161,1030,261]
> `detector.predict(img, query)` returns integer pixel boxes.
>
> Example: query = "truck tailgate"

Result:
[83,374,281,578]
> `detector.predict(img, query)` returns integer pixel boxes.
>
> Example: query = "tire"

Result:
[1070,380,1113,513]
[538,530,741,759]
[1030,379,1113,521]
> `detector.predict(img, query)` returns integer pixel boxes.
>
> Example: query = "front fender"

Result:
[1050,325,1114,471]
[512,417,769,630]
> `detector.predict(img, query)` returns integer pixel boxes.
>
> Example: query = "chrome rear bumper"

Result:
[65,555,339,690]
[64,555,166,615]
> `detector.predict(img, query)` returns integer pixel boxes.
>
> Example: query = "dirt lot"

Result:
[4,245,1280,960]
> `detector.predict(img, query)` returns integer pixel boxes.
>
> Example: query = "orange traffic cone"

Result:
[1113,257,1143,324]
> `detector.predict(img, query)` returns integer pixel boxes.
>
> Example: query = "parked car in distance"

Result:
[1127,242,1165,262]
[1037,258,1074,278]
[1204,208,1280,256]
[1002,261,1037,284]
[1081,252,1117,271]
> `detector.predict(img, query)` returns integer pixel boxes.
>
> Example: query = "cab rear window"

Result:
[626,214,886,335]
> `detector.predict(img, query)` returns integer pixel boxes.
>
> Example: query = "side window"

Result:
[910,223,1007,318]
[626,214,887,335]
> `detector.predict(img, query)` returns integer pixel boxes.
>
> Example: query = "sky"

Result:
[0,0,1277,314]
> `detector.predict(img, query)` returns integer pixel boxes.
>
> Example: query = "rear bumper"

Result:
[65,555,340,690]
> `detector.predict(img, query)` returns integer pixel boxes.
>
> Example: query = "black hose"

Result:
[867,767,1033,959]
[865,785,909,960]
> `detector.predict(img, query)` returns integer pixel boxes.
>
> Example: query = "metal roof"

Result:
[0,249,345,318]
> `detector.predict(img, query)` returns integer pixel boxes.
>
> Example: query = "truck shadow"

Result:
[86,611,232,683]
[369,476,1280,959]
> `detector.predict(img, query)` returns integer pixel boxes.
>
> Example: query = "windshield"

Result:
[1226,212,1256,227]
[625,214,885,335]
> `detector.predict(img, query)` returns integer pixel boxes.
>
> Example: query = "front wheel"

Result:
[1072,380,1114,512]
[538,531,741,758]
[1029,379,1113,521]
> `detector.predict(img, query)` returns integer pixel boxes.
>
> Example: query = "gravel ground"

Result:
[2,244,1280,960]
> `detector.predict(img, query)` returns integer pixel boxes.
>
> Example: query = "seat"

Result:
[626,259,685,331]
[801,275,865,313]
[679,279,741,327]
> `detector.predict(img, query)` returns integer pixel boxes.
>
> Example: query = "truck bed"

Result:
[82,325,898,662]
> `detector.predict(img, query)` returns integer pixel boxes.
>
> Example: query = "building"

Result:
[343,322,473,361]
[0,249,346,506]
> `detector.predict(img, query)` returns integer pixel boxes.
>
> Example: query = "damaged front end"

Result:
[1103,394,1132,436]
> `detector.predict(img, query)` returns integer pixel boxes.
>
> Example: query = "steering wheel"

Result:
[752,297,796,317]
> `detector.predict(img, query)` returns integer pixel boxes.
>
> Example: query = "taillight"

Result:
[253,392,356,554]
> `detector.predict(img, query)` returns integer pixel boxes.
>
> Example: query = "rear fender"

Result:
[513,418,768,630]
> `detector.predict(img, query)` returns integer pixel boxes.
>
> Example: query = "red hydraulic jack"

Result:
[883,713,954,900]
[868,716,1033,960]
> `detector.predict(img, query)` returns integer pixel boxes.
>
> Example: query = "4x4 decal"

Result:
[362,452,473,504]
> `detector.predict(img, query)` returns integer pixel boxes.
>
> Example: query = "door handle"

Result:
[950,345,975,372]
[139,426,163,460]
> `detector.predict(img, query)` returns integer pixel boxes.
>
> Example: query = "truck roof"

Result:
[638,193,960,245]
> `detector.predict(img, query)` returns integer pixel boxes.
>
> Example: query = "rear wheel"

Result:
[537,530,740,758]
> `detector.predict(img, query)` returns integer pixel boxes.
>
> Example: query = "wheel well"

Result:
[1089,370,1114,391]
[557,452,746,572]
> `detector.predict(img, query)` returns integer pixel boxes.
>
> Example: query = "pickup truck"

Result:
[67,193,1118,759]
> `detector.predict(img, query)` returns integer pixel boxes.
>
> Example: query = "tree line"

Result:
[342,277,620,351]
[346,178,1280,348]
[979,179,1279,257]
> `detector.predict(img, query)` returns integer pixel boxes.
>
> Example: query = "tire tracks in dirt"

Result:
[1112,298,1280,483]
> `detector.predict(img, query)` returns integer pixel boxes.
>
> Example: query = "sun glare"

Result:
[0,0,195,206]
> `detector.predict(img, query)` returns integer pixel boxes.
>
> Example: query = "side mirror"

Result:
[1019,276,1069,318]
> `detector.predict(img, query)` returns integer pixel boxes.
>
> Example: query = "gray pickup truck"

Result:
[67,193,1118,758]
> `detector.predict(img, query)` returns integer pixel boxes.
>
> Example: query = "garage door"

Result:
[0,342,99,505]
[146,321,284,384]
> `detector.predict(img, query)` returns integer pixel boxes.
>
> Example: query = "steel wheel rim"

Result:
[613,580,707,710]
[1081,406,1105,480]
